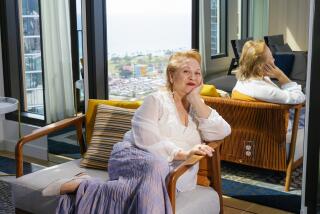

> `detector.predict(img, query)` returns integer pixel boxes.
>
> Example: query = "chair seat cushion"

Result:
[12,159,108,214]
[11,159,219,214]
[176,185,220,214]
[208,75,237,93]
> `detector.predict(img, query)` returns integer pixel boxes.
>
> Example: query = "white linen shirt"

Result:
[123,90,231,192]
[233,77,305,104]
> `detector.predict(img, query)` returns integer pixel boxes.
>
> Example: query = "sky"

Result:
[106,0,192,56]
[76,0,192,57]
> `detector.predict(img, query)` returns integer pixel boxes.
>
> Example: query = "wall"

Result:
[205,0,310,78]
[269,0,309,51]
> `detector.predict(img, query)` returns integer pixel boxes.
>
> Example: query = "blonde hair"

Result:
[236,40,267,80]
[166,49,201,91]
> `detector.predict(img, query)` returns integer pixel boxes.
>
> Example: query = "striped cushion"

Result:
[80,104,135,169]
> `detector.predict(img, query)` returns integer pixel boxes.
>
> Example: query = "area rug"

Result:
[0,156,45,175]
[221,161,302,213]
[48,127,82,159]
[0,180,15,214]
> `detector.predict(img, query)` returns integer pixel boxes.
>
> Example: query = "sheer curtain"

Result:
[199,0,207,76]
[41,0,75,123]
[249,0,269,39]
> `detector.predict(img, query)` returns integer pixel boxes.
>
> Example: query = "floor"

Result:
[0,150,293,214]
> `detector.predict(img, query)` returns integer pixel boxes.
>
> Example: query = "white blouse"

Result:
[123,90,231,192]
[233,77,305,104]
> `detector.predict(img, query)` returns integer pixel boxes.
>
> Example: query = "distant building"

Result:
[211,0,219,55]
[133,64,148,77]
[22,0,44,115]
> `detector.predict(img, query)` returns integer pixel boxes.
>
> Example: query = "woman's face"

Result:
[264,46,275,65]
[171,58,202,95]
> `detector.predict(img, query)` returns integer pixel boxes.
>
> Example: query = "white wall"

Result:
[269,0,309,51]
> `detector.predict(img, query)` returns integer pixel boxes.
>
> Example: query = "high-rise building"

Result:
[211,0,220,55]
[21,0,44,115]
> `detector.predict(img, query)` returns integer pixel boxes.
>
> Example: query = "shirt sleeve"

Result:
[131,94,182,162]
[195,107,231,141]
[253,81,305,104]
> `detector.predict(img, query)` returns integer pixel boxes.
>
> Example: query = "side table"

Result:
[0,97,21,138]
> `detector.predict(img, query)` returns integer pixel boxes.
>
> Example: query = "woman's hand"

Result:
[174,144,215,160]
[187,143,214,158]
[263,63,282,78]
[263,63,291,85]
[186,82,203,105]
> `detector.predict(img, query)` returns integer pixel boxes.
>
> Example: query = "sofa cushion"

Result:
[81,104,134,170]
[200,84,220,97]
[290,51,307,87]
[11,159,219,214]
[176,185,220,214]
[274,43,292,52]
[208,75,237,93]
[86,99,141,144]
[12,159,109,214]
[273,52,295,76]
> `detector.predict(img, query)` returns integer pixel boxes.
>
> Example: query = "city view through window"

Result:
[21,0,44,115]
[19,0,219,114]
[106,0,192,100]
[211,0,220,55]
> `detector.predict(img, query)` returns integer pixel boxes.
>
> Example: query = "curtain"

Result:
[199,0,207,76]
[249,0,269,39]
[41,0,75,123]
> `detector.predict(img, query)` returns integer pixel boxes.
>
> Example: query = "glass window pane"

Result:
[106,0,192,100]
[21,0,44,115]
[211,0,227,57]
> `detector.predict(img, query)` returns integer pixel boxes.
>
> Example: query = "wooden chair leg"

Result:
[285,164,293,192]
[211,150,223,214]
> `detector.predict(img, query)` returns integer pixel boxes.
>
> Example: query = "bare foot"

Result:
[60,173,90,194]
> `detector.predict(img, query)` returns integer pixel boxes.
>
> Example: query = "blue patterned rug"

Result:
[48,127,82,159]
[0,156,45,175]
[221,162,301,213]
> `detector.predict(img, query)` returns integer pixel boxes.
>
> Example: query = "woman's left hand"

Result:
[187,143,214,158]
[186,82,203,104]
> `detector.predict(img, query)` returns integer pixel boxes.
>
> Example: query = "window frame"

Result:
[210,0,228,59]
[85,0,199,100]
[0,0,46,126]
[0,0,81,126]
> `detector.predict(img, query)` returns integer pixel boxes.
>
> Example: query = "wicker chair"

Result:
[202,96,303,191]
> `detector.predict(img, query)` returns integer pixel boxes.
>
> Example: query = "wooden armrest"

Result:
[15,115,86,178]
[167,140,224,213]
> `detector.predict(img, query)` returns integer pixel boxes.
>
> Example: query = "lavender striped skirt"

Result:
[56,141,172,214]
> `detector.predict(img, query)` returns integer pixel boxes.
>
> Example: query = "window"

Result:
[210,0,227,58]
[1,0,82,125]
[106,0,193,100]
[20,0,44,115]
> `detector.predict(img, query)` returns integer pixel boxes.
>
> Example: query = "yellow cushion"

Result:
[200,84,220,97]
[231,90,257,101]
[86,99,142,144]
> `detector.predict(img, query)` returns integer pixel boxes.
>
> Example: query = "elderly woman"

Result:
[232,40,305,104]
[43,50,231,213]
[232,40,305,164]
